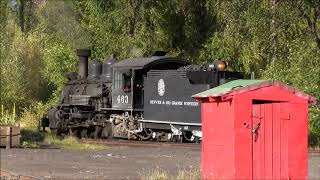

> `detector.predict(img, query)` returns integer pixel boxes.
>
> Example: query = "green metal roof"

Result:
[192,80,267,98]
[192,79,317,105]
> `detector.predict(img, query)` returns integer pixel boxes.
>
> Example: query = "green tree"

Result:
[0,1,27,109]
[37,0,91,98]
[201,0,319,145]
[77,0,215,60]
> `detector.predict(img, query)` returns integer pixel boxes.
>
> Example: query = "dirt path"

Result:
[1,146,319,179]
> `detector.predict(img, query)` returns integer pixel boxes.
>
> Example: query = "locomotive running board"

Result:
[138,119,201,126]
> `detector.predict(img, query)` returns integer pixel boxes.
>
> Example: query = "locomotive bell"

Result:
[76,49,91,79]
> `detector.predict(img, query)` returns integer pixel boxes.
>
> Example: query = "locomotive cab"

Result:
[112,68,133,109]
[110,56,190,111]
[111,68,145,110]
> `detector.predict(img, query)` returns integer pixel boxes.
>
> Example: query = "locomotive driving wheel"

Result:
[93,126,102,139]
[50,128,62,136]
[136,128,153,141]
[182,131,195,143]
[71,128,80,138]
[101,123,113,139]
[80,128,88,139]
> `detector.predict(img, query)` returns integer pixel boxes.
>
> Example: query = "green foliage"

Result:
[200,0,273,73]
[20,128,45,147]
[1,0,88,111]
[19,102,50,129]
[78,0,215,60]
[0,104,17,125]
[309,106,320,147]
[0,19,27,108]
[310,106,320,133]
[42,38,77,91]
[0,0,8,61]
[0,101,50,128]
[1,6,50,109]
[37,0,90,48]
[38,0,91,94]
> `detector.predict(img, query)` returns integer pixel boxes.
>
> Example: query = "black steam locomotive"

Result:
[44,49,243,142]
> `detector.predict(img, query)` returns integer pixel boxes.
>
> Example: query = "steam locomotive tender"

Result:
[45,49,243,142]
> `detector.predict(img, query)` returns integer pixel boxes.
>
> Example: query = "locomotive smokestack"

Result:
[76,49,91,79]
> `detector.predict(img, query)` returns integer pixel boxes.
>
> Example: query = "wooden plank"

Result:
[6,126,11,149]
[280,103,289,179]
[260,104,266,178]
[264,103,273,179]
[272,103,281,179]
[0,125,21,147]
[252,104,262,179]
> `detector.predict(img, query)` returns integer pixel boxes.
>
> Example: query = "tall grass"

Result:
[20,130,107,150]
[176,167,201,180]
[0,104,18,125]
[140,167,201,180]
[44,133,107,150]
[141,167,169,180]
[0,102,47,128]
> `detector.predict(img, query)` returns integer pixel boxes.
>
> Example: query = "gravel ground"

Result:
[0,146,319,179]
[309,151,320,180]
[0,145,200,179]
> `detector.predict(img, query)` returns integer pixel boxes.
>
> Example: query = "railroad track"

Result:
[80,138,202,148]
[80,139,320,153]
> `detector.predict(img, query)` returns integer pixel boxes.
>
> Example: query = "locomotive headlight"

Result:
[215,60,227,71]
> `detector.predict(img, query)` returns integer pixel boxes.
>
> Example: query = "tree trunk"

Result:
[270,0,277,63]
[19,0,25,32]
[305,8,320,50]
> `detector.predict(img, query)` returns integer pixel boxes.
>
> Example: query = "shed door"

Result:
[252,102,289,179]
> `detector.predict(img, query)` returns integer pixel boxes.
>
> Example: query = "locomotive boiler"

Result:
[44,49,243,142]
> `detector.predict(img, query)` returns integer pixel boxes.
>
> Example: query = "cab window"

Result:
[122,70,132,92]
[113,69,132,92]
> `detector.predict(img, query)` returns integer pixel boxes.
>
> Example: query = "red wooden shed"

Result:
[192,80,316,180]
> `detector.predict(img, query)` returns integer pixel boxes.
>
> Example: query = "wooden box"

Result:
[0,125,21,148]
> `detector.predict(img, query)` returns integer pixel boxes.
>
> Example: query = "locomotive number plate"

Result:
[117,95,129,104]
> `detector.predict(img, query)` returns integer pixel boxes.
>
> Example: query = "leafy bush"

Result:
[19,102,51,129]
[20,128,45,147]
[309,106,320,148]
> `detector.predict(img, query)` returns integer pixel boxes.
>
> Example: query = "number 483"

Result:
[117,95,129,104]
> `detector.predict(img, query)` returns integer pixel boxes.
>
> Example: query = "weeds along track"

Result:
[79,138,201,149]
